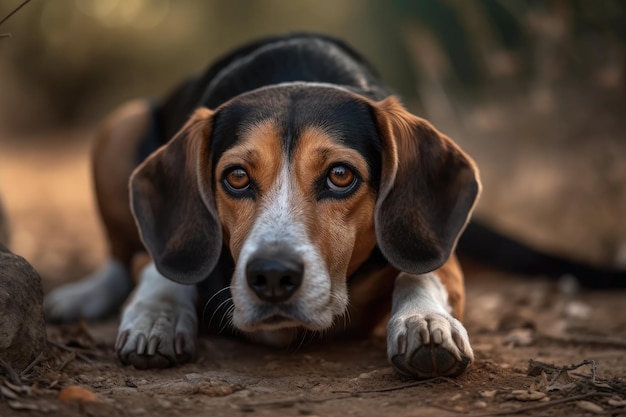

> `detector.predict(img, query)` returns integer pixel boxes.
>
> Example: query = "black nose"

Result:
[246,253,303,303]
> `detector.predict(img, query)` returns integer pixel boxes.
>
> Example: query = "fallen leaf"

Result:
[547,370,577,392]
[58,385,100,403]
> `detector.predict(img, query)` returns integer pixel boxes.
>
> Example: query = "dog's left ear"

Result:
[130,108,222,284]
[373,97,481,274]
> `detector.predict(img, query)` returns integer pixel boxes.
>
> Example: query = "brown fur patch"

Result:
[214,120,283,259]
[292,127,377,280]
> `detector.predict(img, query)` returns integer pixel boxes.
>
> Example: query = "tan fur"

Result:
[214,121,283,259]
[293,127,378,279]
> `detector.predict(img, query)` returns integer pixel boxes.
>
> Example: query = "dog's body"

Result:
[44,34,480,378]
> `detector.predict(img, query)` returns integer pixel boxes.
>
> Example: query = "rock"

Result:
[0,246,47,371]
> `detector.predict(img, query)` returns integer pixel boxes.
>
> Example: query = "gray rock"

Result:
[0,246,47,371]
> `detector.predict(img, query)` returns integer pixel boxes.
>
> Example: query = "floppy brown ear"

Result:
[373,97,480,274]
[130,108,222,284]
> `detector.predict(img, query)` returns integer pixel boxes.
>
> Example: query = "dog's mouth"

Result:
[235,305,328,332]
[252,310,307,330]
[260,314,293,326]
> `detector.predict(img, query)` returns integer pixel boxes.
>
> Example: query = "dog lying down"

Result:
[44,33,481,378]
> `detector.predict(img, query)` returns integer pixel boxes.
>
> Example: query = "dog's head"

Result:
[130,84,480,338]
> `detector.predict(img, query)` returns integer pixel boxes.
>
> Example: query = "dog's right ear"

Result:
[130,108,221,284]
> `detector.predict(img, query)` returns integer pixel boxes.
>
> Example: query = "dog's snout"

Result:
[246,254,303,303]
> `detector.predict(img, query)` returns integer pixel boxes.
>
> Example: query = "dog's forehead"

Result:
[211,85,382,163]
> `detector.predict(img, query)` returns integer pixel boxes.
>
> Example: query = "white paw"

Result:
[116,300,197,369]
[44,260,132,323]
[387,313,473,378]
[115,271,198,369]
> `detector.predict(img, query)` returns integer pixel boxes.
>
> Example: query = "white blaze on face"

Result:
[231,162,348,332]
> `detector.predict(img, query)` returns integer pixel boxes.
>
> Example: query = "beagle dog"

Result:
[44,33,480,378]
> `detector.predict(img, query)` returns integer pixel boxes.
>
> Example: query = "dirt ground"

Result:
[1,96,626,416]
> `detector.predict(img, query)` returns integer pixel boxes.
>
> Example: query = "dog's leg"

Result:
[116,263,197,369]
[387,271,473,378]
[43,260,133,322]
[44,101,150,323]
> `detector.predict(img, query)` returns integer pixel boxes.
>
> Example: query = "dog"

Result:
[44,33,481,378]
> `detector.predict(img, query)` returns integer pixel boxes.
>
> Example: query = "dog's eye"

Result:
[224,167,250,191]
[326,165,356,193]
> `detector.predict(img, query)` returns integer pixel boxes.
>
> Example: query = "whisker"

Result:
[207,297,234,330]
[202,285,232,327]
[295,329,309,352]
[218,304,236,334]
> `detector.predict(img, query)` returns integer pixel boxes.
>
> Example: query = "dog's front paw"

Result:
[387,313,473,379]
[115,299,197,369]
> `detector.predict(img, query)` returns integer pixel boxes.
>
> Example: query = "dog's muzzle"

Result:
[245,248,304,303]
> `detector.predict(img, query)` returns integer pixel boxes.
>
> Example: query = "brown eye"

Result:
[326,165,356,193]
[224,167,250,191]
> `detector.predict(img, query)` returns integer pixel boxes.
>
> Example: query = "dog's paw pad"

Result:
[408,344,470,377]
[388,313,473,379]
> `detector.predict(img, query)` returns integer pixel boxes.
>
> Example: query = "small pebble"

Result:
[480,390,497,398]
[473,400,487,409]
[577,400,604,414]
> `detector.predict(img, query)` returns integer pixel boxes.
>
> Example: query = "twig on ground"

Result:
[48,341,95,364]
[233,393,355,411]
[57,352,76,372]
[332,377,448,394]
[466,392,614,417]
[529,358,619,392]
[20,352,44,376]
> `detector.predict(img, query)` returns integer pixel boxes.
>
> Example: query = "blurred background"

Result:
[0,0,624,289]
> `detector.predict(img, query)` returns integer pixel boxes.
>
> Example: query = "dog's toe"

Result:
[388,313,473,379]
